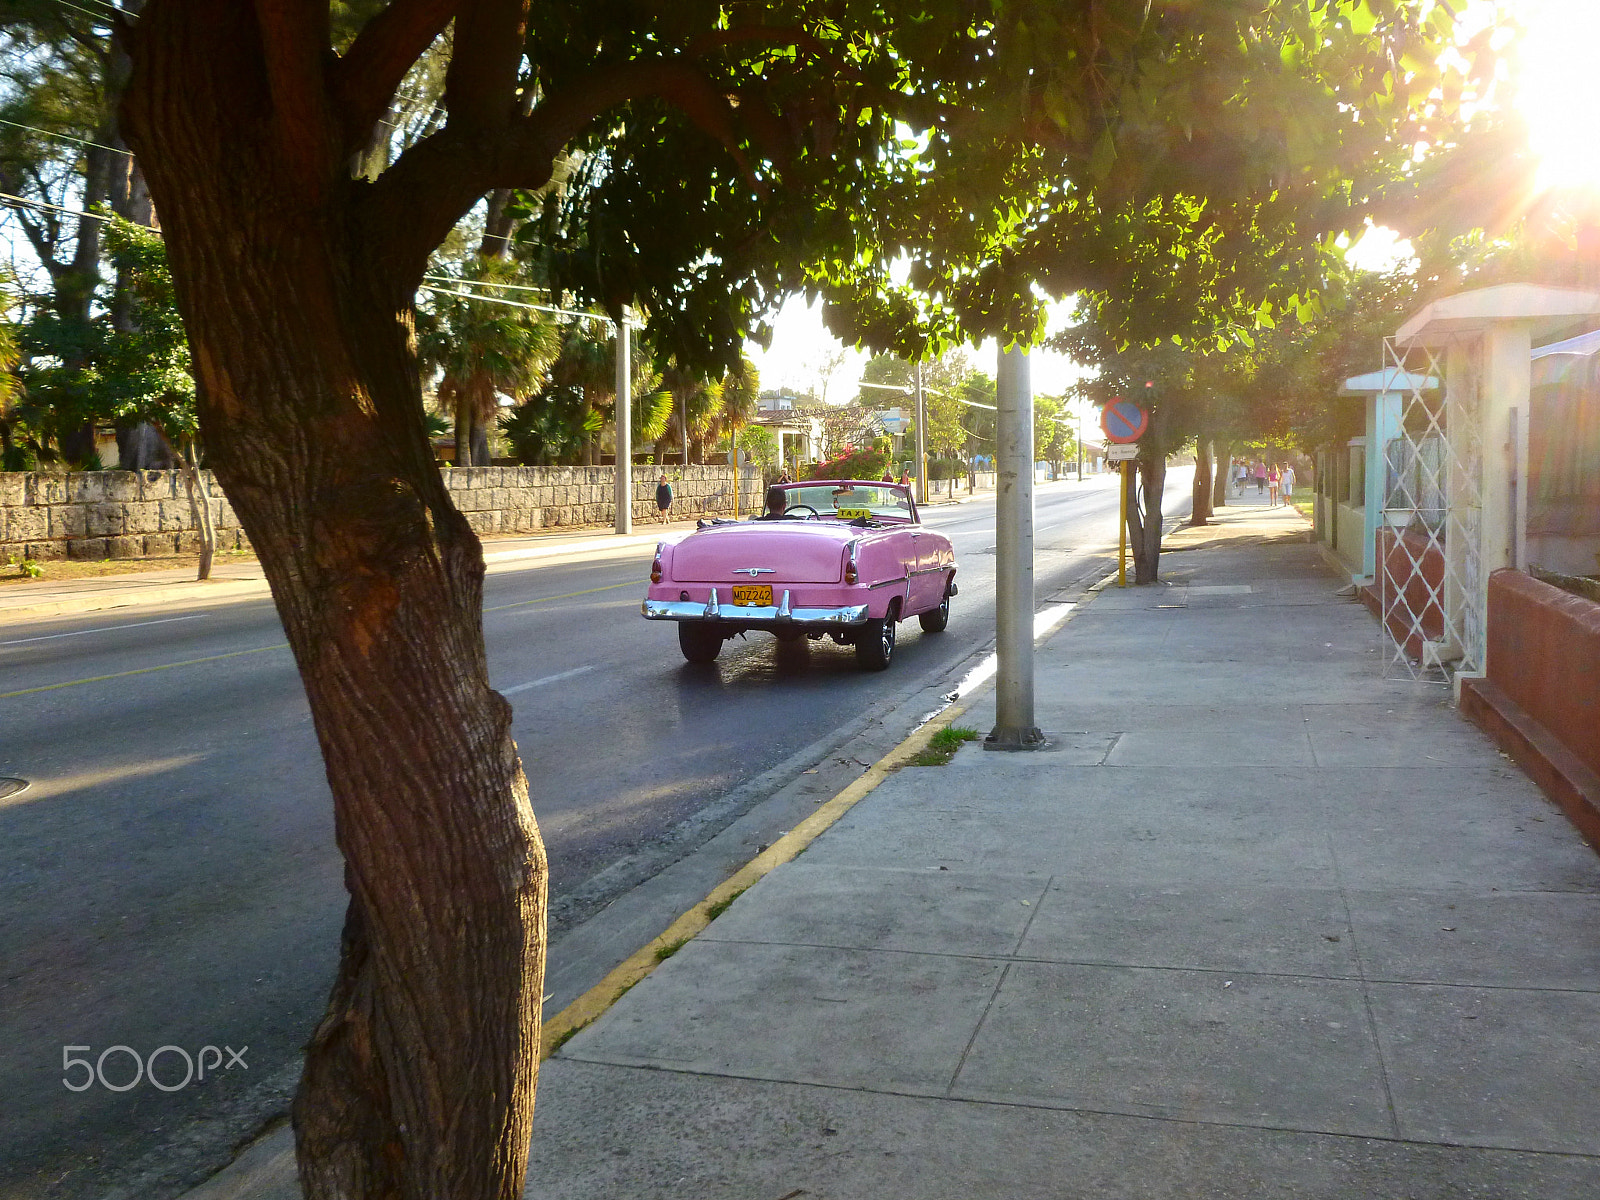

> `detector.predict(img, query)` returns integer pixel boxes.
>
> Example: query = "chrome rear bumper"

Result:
[643,588,869,627]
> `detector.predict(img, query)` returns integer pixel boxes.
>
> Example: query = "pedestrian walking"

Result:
[899,468,912,487]
[1233,459,1247,494]
[1267,464,1280,506]
[655,474,673,524]
[1281,463,1296,506]
[1253,460,1267,494]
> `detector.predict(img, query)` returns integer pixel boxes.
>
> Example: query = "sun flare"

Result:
[1513,0,1600,193]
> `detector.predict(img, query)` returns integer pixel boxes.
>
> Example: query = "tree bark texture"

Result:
[453,398,479,467]
[122,10,547,1200]
[108,412,176,476]
[1132,454,1167,582]
[1211,439,1230,510]
[1190,438,1213,526]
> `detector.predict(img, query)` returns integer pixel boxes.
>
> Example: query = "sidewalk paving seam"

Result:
[1329,835,1404,1140]
[945,960,1016,1097]
[538,565,1117,1057]
[542,1058,1600,1158]
[633,934,1600,992]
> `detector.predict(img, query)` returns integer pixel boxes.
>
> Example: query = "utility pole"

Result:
[682,393,690,467]
[1076,401,1084,481]
[987,345,1045,751]
[914,361,928,504]
[613,309,631,535]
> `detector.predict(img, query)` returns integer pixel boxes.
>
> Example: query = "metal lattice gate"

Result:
[1377,335,1485,683]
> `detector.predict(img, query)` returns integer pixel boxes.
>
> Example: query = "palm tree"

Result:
[418,259,560,466]
[658,353,759,466]
[0,274,25,469]
[704,354,761,449]
[504,317,668,465]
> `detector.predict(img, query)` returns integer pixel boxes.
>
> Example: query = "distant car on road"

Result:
[642,480,957,670]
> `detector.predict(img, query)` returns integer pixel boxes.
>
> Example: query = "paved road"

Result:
[0,472,1189,1199]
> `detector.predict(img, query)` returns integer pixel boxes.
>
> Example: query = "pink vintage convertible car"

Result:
[642,480,957,669]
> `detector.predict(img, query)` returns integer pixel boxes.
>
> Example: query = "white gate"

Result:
[1377,335,1485,683]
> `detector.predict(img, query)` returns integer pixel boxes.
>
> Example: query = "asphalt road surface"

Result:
[0,471,1190,1199]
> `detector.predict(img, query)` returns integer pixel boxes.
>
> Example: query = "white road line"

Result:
[501,665,597,695]
[0,614,207,648]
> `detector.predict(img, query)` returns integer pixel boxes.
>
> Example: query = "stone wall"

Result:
[0,469,246,561]
[0,464,763,562]
[443,464,762,536]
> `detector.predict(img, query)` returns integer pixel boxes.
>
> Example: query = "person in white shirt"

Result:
[1280,464,1296,505]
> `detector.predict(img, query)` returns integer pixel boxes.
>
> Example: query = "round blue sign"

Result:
[1101,400,1148,443]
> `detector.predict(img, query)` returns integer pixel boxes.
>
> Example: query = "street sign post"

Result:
[1099,400,1147,588]
[1118,461,1128,587]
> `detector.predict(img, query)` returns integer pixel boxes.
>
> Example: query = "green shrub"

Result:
[806,445,892,481]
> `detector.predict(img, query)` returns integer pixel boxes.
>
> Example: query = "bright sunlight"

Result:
[1514,0,1600,192]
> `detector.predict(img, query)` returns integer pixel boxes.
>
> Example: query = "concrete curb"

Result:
[538,547,1117,1058]
[537,694,979,1057]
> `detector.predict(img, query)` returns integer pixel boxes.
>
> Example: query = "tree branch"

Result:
[364,60,765,289]
[253,0,338,193]
[331,0,458,156]
[444,0,528,130]
[8,205,57,273]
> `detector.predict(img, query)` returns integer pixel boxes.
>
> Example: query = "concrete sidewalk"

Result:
[526,501,1600,1198]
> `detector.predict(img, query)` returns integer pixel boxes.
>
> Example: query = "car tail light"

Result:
[844,540,859,584]
[651,549,663,584]
[844,561,857,584]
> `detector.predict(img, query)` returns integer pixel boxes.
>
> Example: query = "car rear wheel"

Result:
[856,601,898,670]
[679,623,724,663]
[919,581,952,633]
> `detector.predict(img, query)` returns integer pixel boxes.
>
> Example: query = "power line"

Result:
[0,117,130,157]
[53,0,122,25]
[0,190,114,224]
[422,273,553,298]
[420,284,620,327]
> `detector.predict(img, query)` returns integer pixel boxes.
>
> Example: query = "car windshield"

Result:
[777,483,914,523]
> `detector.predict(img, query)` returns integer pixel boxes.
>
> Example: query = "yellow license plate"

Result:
[731,584,773,606]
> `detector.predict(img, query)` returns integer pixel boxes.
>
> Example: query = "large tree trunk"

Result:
[123,14,547,1200]
[117,421,175,470]
[1211,438,1230,510]
[1190,437,1213,526]
[454,398,478,467]
[1124,451,1167,585]
[1134,455,1167,583]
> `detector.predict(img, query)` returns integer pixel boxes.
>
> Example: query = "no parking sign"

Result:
[1101,399,1148,443]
